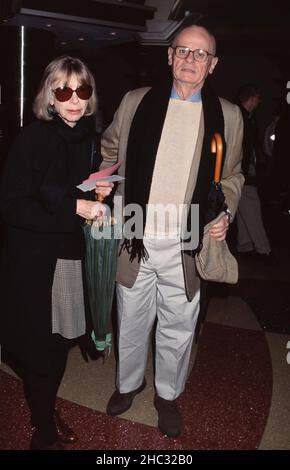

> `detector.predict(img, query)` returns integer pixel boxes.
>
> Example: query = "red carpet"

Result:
[0,322,272,450]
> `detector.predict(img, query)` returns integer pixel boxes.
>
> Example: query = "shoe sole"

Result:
[158,426,181,438]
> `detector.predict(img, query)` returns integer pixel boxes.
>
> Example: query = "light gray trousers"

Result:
[116,237,200,400]
[237,185,271,255]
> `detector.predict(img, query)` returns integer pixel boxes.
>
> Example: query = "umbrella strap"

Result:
[91,331,112,353]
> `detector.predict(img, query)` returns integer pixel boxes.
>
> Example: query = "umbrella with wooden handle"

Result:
[211,132,223,184]
[195,133,230,342]
[205,132,227,224]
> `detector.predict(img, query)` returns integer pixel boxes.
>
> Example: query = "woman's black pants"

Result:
[23,334,70,444]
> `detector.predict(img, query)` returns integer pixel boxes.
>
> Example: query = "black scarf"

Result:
[37,114,94,215]
[122,80,226,261]
[51,113,92,143]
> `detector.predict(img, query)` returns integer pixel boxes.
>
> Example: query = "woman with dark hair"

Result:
[0,56,111,450]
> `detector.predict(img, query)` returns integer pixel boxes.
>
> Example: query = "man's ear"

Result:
[168,47,173,66]
[209,56,219,74]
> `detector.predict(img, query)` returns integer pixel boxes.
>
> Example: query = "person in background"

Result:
[101,25,244,438]
[0,56,111,450]
[235,84,272,260]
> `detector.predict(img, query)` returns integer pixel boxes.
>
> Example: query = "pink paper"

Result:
[87,161,123,181]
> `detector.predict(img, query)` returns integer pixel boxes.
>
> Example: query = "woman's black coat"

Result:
[0,115,96,374]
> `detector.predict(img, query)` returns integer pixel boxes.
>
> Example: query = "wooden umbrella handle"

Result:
[96,193,105,203]
[211,133,223,183]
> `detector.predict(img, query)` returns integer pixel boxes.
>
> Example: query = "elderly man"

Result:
[101,25,244,437]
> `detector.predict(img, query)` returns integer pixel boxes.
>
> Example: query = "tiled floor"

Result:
[1,204,290,450]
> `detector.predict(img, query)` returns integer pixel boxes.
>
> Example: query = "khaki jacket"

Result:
[101,87,244,301]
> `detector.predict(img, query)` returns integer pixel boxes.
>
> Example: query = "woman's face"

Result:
[49,73,90,127]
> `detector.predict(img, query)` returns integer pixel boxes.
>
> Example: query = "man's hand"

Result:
[209,214,229,241]
[95,181,114,200]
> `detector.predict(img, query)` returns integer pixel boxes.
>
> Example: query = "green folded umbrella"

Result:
[83,216,121,353]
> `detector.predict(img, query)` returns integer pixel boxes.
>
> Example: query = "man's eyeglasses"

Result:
[172,46,214,63]
[52,84,93,102]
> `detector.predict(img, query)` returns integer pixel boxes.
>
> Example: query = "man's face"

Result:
[168,27,218,92]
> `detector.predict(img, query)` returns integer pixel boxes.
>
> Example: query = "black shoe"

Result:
[31,409,78,444]
[154,395,182,438]
[106,379,146,416]
[30,429,64,450]
[54,408,78,444]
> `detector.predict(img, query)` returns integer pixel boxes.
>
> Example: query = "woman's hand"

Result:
[95,181,114,200]
[76,200,106,220]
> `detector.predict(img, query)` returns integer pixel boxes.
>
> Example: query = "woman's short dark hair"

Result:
[33,56,98,120]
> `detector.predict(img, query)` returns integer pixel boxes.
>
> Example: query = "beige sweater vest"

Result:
[145,99,202,236]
